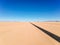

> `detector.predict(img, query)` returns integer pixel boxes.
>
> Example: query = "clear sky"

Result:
[0,0,60,22]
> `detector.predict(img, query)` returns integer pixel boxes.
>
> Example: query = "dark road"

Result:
[30,23,60,42]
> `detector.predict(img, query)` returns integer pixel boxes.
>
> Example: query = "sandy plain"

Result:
[0,22,60,45]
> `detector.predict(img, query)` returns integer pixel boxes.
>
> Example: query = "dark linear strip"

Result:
[30,23,60,42]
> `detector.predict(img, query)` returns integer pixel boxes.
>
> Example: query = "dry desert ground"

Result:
[0,22,60,45]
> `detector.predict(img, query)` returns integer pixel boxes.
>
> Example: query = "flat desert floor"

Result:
[0,22,60,45]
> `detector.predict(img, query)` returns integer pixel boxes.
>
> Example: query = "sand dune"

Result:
[0,22,60,45]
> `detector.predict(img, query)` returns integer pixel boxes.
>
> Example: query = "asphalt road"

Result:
[30,23,60,42]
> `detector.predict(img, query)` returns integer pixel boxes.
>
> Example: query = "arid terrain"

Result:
[0,22,60,45]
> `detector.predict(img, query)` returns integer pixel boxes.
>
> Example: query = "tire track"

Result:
[30,23,60,42]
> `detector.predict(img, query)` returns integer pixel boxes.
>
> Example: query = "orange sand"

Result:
[0,22,60,45]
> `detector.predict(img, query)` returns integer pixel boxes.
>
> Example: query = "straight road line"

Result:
[30,23,60,42]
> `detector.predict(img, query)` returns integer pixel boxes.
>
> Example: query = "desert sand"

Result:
[0,22,60,45]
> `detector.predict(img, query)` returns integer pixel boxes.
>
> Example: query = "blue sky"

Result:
[0,0,60,22]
